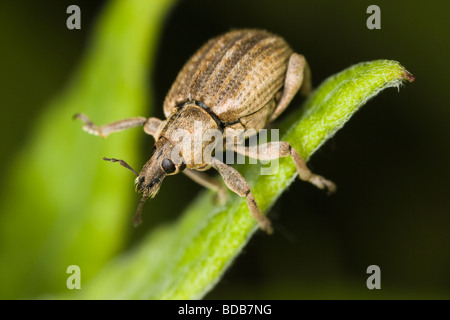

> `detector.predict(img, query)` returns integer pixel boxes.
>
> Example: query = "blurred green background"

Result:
[0,0,449,299]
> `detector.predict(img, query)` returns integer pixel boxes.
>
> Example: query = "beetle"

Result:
[74,29,335,234]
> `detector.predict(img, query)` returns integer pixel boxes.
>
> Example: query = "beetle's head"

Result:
[133,138,185,225]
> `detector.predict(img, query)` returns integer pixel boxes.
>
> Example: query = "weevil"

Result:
[74,29,336,234]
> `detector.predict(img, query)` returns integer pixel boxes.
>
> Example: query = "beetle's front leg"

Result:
[74,113,162,139]
[211,158,273,234]
[234,142,336,194]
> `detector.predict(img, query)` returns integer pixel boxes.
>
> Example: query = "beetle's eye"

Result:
[161,158,176,174]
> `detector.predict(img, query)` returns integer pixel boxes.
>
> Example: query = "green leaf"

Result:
[79,60,414,299]
[0,0,175,299]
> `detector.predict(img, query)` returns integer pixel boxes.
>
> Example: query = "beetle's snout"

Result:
[135,173,164,198]
[132,139,186,226]
[135,143,172,198]
[133,172,164,227]
[132,158,166,227]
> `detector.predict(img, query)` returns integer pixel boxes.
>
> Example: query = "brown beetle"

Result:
[74,29,335,234]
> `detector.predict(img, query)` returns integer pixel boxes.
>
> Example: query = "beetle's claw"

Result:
[310,175,337,195]
[259,218,273,235]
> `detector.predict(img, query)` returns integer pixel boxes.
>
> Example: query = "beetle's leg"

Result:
[269,53,312,122]
[183,169,228,205]
[74,113,147,138]
[143,117,163,138]
[211,158,273,234]
[234,142,336,194]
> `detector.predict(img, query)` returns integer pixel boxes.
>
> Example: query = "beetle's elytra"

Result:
[74,29,336,234]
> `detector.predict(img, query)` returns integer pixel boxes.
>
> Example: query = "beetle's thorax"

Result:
[158,102,220,170]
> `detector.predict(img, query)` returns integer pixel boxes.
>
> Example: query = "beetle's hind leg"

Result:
[234,142,336,194]
[211,158,273,234]
[74,113,163,139]
[269,53,312,122]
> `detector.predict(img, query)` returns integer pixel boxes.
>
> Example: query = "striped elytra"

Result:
[163,29,293,127]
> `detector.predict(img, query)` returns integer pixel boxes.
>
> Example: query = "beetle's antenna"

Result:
[133,193,149,227]
[103,157,139,176]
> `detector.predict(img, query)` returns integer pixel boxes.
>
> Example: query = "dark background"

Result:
[1,0,449,299]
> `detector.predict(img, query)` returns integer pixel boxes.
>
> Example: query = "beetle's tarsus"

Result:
[260,220,274,235]
[247,195,273,234]
[73,112,103,137]
[289,147,336,195]
[309,174,337,195]
[73,112,147,138]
